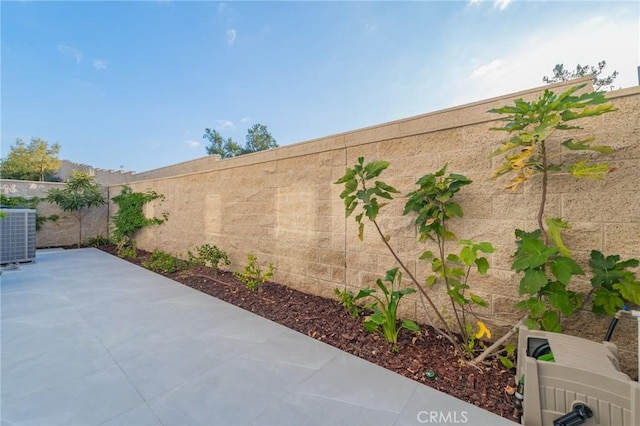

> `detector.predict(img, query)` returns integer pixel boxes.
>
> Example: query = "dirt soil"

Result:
[98,245,520,422]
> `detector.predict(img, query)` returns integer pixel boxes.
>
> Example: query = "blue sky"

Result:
[2,0,639,173]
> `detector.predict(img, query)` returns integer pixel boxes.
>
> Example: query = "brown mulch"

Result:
[97,245,519,422]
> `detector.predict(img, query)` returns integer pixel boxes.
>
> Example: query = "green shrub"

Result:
[187,243,230,271]
[116,239,138,259]
[142,250,187,274]
[234,253,274,291]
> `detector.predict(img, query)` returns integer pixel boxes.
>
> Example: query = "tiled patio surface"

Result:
[1,248,518,425]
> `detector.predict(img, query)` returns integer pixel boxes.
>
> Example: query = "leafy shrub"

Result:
[334,287,371,319]
[234,253,274,291]
[187,243,230,271]
[358,268,420,352]
[84,235,111,247]
[142,250,187,274]
[116,239,138,259]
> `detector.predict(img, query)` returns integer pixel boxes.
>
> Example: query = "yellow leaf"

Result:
[475,321,492,339]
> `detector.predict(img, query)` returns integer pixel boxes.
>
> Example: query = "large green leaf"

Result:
[401,319,420,332]
[520,269,548,295]
[562,138,614,154]
[613,277,640,305]
[548,291,575,316]
[550,256,583,286]
[541,310,562,332]
[364,160,391,179]
[475,257,490,275]
[592,287,624,316]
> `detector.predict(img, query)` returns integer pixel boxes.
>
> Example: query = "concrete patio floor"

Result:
[1,248,518,425]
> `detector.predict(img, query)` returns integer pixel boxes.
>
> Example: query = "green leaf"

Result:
[550,259,573,286]
[459,246,475,266]
[527,298,547,318]
[355,288,375,299]
[592,287,624,316]
[613,277,640,305]
[419,250,434,260]
[540,310,562,332]
[498,356,514,369]
[520,269,548,295]
[475,257,490,275]
[444,202,463,218]
[334,168,356,184]
[425,275,437,287]
[475,242,495,253]
[364,160,391,179]
[470,293,488,307]
[401,319,420,332]
[562,138,614,155]
[548,291,575,316]
[363,320,378,333]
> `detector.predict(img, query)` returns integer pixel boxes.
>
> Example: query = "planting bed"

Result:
[98,245,519,422]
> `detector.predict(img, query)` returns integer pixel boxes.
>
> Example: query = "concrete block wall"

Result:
[0,179,109,247]
[114,79,640,376]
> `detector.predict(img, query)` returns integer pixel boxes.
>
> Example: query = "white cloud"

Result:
[240,117,252,124]
[471,59,505,79]
[92,59,107,70]
[226,29,237,46]
[218,2,228,14]
[466,0,511,10]
[57,44,82,63]
[216,119,235,129]
[494,0,512,11]
[450,10,639,107]
[184,140,200,149]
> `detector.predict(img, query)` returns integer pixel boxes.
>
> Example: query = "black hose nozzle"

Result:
[553,404,593,426]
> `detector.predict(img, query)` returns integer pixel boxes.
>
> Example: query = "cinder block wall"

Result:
[0,180,109,247]
[110,79,639,377]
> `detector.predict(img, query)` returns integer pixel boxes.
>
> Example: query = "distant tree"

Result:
[46,171,105,247]
[203,124,278,158]
[244,124,278,154]
[0,137,61,181]
[203,128,243,159]
[543,60,619,91]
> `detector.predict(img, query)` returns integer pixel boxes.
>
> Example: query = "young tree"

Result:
[203,128,243,159]
[243,124,278,154]
[46,171,105,247]
[543,60,619,91]
[203,123,278,158]
[0,137,61,181]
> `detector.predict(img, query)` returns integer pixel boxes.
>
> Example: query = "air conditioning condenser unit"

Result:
[1,208,37,264]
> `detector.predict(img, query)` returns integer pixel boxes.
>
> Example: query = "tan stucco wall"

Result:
[107,79,639,377]
[0,179,109,247]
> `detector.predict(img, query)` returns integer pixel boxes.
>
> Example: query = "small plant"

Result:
[234,253,274,291]
[358,268,420,352]
[116,239,138,259]
[187,243,230,272]
[334,287,371,319]
[84,235,110,247]
[142,249,187,274]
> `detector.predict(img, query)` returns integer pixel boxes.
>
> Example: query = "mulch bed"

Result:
[98,245,520,422]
